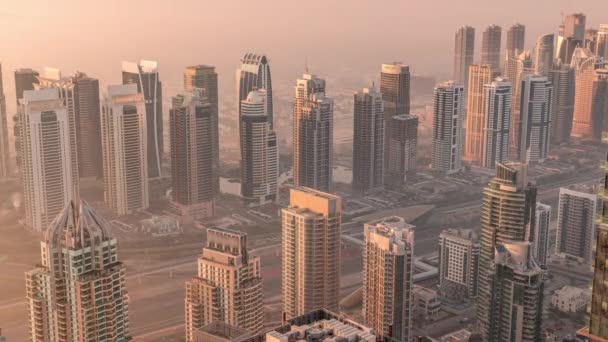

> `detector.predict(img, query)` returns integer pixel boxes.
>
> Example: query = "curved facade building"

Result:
[236,53,273,128]
[239,89,278,205]
[534,34,555,76]
[122,60,164,179]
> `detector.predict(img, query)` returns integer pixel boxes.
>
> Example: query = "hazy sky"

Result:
[1,0,607,113]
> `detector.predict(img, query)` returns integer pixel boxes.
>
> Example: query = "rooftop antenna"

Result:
[305,56,309,74]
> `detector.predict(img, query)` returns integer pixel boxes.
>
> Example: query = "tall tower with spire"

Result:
[26,201,130,341]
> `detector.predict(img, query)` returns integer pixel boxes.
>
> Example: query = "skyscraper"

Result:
[491,242,544,342]
[438,229,479,299]
[18,88,76,231]
[26,200,130,341]
[239,89,278,205]
[0,63,10,179]
[170,89,216,221]
[71,72,103,180]
[464,64,493,164]
[596,24,608,59]
[363,216,414,342]
[281,187,341,318]
[184,65,219,194]
[185,227,264,342]
[506,23,526,57]
[481,25,502,71]
[292,73,334,192]
[352,87,384,195]
[555,188,597,264]
[387,114,418,183]
[14,68,39,105]
[532,203,551,267]
[571,48,608,140]
[122,60,164,178]
[556,13,586,65]
[236,53,273,127]
[584,154,608,340]
[101,84,149,215]
[481,78,512,168]
[534,34,555,76]
[515,74,553,162]
[503,51,533,156]
[477,162,537,340]
[431,81,464,174]
[453,26,475,86]
[36,68,80,194]
[380,63,410,175]
[585,29,599,53]
[549,61,576,144]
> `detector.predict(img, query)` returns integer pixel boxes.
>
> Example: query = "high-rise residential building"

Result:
[71,72,103,180]
[503,51,533,158]
[562,13,586,41]
[122,60,164,178]
[185,227,264,342]
[184,65,219,194]
[571,48,608,140]
[506,24,526,57]
[532,203,551,267]
[586,29,599,53]
[292,73,334,192]
[481,25,502,71]
[549,61,576,144]
[363,216,414,342]
[14,68,39,105]
[18,89,76,231]
[438,228,480,299]
[101,84,149,215]
[582,154,608,340]
[169,89,216,222]
[26,200,130,342]
[555,188,597,264]
[380,63,410,175]
[464,64,493,164]
[387,114,418,183]
[36,68,80,195]
[477,162,537,341]
[453,26,475,86]
[431,81,464,173]
[14,68,40,169]
[481,78,512,169]
[491,241,544,342]
[556,13,586,65]
[515,74,553,163]
[352,87,384,195]
[0,64,10,179]
[534,34,555,76]
[596,24,608,59]
[236,53,273,127]
[281,187,342,318]
[239,89,278,205]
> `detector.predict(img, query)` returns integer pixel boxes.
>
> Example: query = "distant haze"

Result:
[1,0,606,114]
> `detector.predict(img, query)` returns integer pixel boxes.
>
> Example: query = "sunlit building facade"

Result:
[170,89,216,221]
[26,201,130,342]
[292,73,333,193]
[185,227,264,342]
[363,216,414,342]
[101,84,149,215]
[432,81,464,173]
[281,187,342,318]
[18,88,76,231]
[464,64,493,165]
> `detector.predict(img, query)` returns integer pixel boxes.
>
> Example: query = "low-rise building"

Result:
[414,286,441,320]
[140,215,182,237]
[551,285,590,313]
